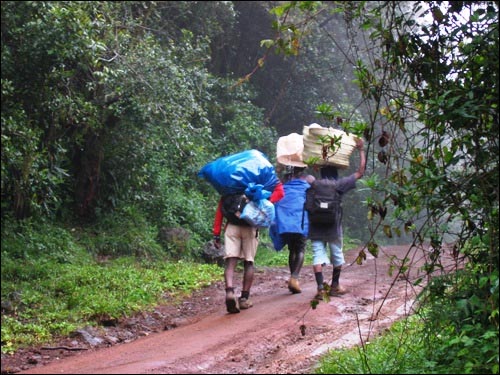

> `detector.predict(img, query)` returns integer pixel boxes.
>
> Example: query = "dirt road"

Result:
[6,244,458,374]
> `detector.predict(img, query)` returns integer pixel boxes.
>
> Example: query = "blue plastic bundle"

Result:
[198,149,279,195]
[240,198,275,228]
[244,183,271,201]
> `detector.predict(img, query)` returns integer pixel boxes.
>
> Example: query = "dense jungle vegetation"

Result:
[1,1,498,373]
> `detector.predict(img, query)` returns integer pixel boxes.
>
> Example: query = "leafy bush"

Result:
[417,259,499,374]
[1,218,91,288]
[315,263,499,374]
[1,255,222,354]
[81,205,165,260]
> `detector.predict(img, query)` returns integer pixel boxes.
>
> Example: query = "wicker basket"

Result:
[302,123,357,169]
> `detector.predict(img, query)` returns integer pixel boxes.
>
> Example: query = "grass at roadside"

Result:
[1,256,224,354]
[0,219,354,357]
[4,222,495,375]
[314,315,432,374]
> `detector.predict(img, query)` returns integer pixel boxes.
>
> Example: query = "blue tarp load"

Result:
[198,149,279,196]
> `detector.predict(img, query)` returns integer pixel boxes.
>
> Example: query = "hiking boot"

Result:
[329,285,347,296]
[238,297,253,309]
[288,277,301,294]
[314,288,325,301]
[225,297,240,314]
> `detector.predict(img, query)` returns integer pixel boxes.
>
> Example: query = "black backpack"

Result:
[305,179,342,225]
[221,193,250,226]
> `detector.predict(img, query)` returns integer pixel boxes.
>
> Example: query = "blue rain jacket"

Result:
[275,179,310,236]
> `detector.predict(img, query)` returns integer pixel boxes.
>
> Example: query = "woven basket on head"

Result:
[302,123,357,169]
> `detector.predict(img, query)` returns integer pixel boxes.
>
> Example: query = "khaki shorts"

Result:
[224,223,259,262]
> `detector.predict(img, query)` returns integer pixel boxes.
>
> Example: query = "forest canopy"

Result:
[1,2,498,372]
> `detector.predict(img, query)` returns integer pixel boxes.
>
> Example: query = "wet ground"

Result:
[2,244,461,374]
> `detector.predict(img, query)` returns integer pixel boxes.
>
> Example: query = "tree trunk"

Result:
[74,132,103,219]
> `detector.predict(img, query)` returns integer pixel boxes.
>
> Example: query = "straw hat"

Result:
[276,133,307,168]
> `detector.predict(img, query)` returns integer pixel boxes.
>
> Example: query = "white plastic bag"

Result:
[240,199,275,228]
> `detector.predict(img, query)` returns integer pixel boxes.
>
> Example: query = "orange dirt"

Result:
[2,244,461,374]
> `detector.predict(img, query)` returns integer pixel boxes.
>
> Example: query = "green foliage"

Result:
[1,218,91,279]
[316,303,498,374]
[1,1,121,219]
[265,1,498,373]
[315,315,436,374]
[0,2,285,355]
[1,0,275,226]
[1,0,278,259]
[2,1,498,371]
[255,242,314,267]
[1,214,225,353]
[1,254,222,353]
[418,253,499,374]
[80,205,165,259]
[255,245,294,267]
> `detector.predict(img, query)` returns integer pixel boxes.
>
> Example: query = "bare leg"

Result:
[288,250,295,275]
[242,260,254,292]
[238,261,255,309]
[288,236,306,294]
[224,257,240,313]
[290,236,306,278]
[292,250,304,276]
[224,257,238,289]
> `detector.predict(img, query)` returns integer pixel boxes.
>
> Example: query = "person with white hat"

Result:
[274,134,315,294]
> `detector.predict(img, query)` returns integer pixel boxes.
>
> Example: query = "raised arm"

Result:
[354,138,366,180]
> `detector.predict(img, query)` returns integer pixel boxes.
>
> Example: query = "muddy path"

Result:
[5,244,459,374]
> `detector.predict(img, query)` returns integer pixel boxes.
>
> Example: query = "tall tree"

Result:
[259,1,498,371]
[1,1,278,253]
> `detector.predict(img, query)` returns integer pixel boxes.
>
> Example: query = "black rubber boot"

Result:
[330,266,346,296]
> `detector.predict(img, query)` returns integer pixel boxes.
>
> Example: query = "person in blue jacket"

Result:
[274,164,315,294]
